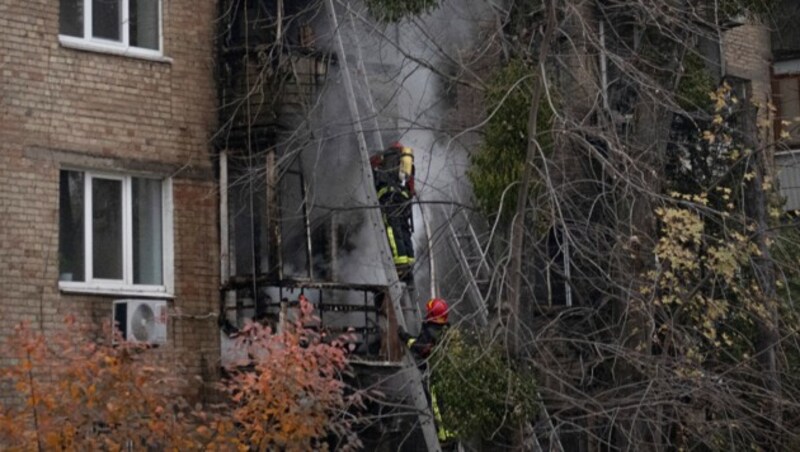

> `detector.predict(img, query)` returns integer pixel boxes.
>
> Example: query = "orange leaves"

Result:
[0,320,229,451]
[0,302,363,451]
[220,295,362,450]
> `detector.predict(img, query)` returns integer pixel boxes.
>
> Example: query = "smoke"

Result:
[295,0,494,301]
[380,1,494,304]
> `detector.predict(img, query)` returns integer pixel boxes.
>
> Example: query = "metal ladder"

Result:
[324,1,441,450]
[530,401,564,452]
[446,208,492,326]
[446,208,565,452]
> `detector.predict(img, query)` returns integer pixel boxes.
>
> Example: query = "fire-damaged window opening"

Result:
[219,282,402,363]
[220,144,361,310]
[222,148,318,285]
[217,147,403,363]
[217,0,342,330]
[217,0,330,135]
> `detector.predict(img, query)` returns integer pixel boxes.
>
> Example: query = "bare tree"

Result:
[213,0,800,450]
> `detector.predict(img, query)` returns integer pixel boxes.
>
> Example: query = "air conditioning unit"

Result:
[113,299,168,344]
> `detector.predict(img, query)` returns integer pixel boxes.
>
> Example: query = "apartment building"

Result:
[0,0,220,398]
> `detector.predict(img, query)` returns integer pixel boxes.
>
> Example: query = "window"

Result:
[59,0,162,58]
[773,70,800,145]
[776,151,800,212]
[59,170,173,295]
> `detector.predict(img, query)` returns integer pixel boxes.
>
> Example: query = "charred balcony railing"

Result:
[220,280,403,362]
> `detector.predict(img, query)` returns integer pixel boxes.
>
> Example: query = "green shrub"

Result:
[431,329,539,440]
[467,59,552,220]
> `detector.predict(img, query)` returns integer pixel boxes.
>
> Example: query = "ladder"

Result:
[446,208,492,326]
[530,401,564,452]
[445,208,565,452]
[324,1,441,450]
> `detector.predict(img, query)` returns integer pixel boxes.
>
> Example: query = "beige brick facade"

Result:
[0,0,220,400]
[724,23,773,116]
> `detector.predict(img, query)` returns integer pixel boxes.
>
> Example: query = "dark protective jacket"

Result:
[399,321,448,359]
[399,321,456,442]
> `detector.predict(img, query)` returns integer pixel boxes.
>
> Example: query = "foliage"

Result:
[649,197,759,359]
[468,59,553,220]
[771,223,800,378]
[222,295,363,451]
[0,316,226,450]
[676,52,716,112]
[363,0,440,23]
[667,82,744,198]
[459,0,795,449]
[0,298,362,451]
[431,328,538,441]
[505,0,544,47]
[773,223,800,303]
[644,83,800,448]
[653,85,762,360]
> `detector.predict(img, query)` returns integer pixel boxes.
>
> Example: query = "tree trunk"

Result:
[742,91,782,442]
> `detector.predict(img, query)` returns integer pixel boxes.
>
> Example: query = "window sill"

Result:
[774,59,800,76]
[59,282,174,299]
[59,35,173,64]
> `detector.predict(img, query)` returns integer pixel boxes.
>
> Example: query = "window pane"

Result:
[777,153,800,211]
[59,0,84,37]
[92,178,123,279]
[130,0,159,50]
[778,78,800,142]
[229,155,264,277]
[132,178,163,285]
[92,0,121,41]
[59,171,85,282]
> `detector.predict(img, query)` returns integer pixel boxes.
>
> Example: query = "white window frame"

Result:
[776,149,800,212]
[58,0,169,62]
[59,169,174,298]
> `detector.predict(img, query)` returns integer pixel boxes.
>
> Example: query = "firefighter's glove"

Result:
[397,327,412,343]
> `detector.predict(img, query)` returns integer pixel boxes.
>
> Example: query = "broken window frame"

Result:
[58,0,164,60]
[58,168,174,297]
[772,67,800,145]
[220,148,317,286]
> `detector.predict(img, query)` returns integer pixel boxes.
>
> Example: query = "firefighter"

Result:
[398,298,455,444]
[398,297,448,359]
[371,142,415,270]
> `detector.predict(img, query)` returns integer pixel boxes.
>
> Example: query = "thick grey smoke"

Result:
[298,0,494,300]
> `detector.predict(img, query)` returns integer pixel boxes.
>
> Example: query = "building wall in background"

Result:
[0,0,220,401]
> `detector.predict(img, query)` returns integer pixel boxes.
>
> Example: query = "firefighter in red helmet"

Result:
[398,298,449,359]
[398,298,454,443]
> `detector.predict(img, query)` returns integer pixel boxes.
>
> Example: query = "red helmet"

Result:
[369,154,383,169]
[425,298,448,324]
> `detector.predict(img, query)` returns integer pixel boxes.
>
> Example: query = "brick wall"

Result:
[724,23,773,115]
[0,0,221,401]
